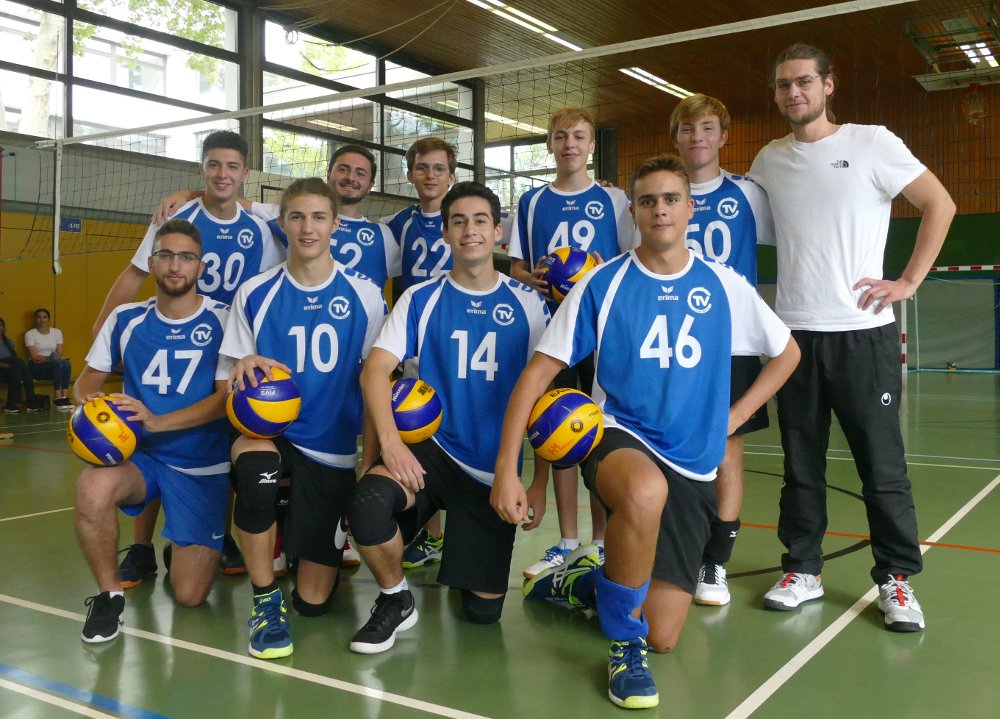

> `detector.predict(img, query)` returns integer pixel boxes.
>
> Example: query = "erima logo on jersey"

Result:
[831,160,850,168]
[694,198,708,206]
[304,295,322,311]
[585,201,605,220]
[565,200,577,206]
[718,198,740,220]
[687,287,712,313]
[165,328,186,340]
[329,296,351,320]
[658,285,679,301]
[258,471,278,484]
[191,323,214,347]
[356,227,376,246]
[217,227,232,240]
[467,300,487,316]
[493,303,515,326]
[237,228,255,249]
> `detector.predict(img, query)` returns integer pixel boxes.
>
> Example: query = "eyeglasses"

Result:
[774,74,822,93]
[151,250,201,264]
[412,163,450,177]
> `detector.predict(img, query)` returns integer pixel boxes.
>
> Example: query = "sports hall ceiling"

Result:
[255,0,1000,139]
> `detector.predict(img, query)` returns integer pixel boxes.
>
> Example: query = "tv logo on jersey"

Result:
[585,201,605,220]
[687,287,712,314]
[493,303,515,326]
[237,229,255,249]
[191,323,214,347]
[356,228,375,247]
[328,296,351,320]
[718,198,740,220]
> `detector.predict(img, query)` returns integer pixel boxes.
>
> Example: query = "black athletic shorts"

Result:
[271,436,355,568]
[396,440,516,595]
[554,353,595,395]
[731,355,769,436]
[581,428,716,594]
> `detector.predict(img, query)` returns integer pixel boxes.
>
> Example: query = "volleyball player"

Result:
[493,155,798,709]
[750,44,954,631]
[97,130,283,584]
[74,218,232,643]
[222,178,386,659]
[670,93,776,606]
[347,181,549,654]
[507,107,637,579]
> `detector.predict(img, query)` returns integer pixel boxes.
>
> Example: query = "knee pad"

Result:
[348,473,407,546]
[461,589,505,625]
[291,580,338,617]
[232,452,282,534]
[594,568,650,641]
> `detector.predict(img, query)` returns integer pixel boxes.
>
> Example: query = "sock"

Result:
[558,537,581,551]
[382,579,408,595]
[252,581,279,600]
[592,539,605,549]
[109,590,124,599]
[703,518,740,565]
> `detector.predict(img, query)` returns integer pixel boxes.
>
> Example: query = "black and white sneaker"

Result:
[81,592,125,643]
[349,590,418,654]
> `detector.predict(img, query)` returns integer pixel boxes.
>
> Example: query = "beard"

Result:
[781,100,827,127]
[157,275,198,298]
[337,191,363,206]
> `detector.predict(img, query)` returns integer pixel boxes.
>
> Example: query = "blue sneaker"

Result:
[401,528,443,569]
[523,544,600,613]
[608,637,659,709]
[248,589,292,659]
[522,543,573,579]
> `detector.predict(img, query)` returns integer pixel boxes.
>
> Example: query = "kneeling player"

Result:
[348,182,549,654]
[221,178,386,660]
[492,156,799,709]
[75,219,232,643]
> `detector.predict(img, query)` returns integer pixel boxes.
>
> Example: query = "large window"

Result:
[486,139,560,210]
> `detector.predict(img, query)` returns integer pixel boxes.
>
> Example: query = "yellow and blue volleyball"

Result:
[226,367,301,439]
[67,397,142,466]
[527,388,604,468]
[541,247,597,303]
[391,377,442,444]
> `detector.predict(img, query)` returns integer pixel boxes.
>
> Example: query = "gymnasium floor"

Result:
[1,371,997,718]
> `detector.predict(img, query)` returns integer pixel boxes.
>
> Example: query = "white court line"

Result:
[0,507,73,523]
[0,677,117,718]
[726,472,1000,719]
[745,451,1000,473]
[0,593,492,719]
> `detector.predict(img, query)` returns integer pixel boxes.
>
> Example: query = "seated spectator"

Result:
[25,308,73,410]
[1,316,42,414]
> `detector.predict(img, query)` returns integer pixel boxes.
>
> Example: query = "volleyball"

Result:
[226,367,301,439]
[541,247,597,303]
[527,388,603,468]
[391,377,442,444]
[67,397,143,466]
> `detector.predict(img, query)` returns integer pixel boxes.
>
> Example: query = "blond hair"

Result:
[669,94,731,140]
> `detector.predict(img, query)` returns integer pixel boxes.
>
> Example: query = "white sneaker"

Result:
[878,575,924,632]
[694,563,731,606]
[523,544,573,579]
[763,572,824,610]
[342,537,361,568]
[273,551,288,578]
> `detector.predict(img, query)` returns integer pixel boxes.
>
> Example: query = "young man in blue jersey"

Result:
[671,94,776,606]
[508,107,638,580]
[97,130,283,585]
[493,155,799,709]
[74,219,233,643]
[348,181,549,654]
[221,178,386,660]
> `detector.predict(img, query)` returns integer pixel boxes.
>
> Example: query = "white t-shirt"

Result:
[749,124,926,331]
[25,328,63,358]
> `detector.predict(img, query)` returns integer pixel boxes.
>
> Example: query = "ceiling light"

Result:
[620,67,693,99]
[308,119,358,132]
[484,111,547,134]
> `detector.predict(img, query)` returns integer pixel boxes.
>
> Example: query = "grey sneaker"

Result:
[694,563,731,606]
[763,572,824,610]
[878,575,924,632]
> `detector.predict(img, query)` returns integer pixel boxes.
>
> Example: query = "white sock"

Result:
[382,579,408,595]
[109,590,124,599]
[558,538,581,551]
[592,539,605,549]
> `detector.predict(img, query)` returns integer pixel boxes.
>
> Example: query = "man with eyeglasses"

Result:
[749,43,955,631]
[73,219,233,643]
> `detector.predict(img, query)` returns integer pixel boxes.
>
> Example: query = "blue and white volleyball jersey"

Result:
[376,273,550,486]
[508,182,638,267]
[253,202,400,292]
[133,199,284,306]
[87,297,232,474]
[385,204,451,291]
[686,170,774,286]
[221,263,387,469]
[536,250,790,481]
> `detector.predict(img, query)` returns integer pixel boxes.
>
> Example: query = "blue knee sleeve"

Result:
[348,473,407,546]
[594,568,650,641]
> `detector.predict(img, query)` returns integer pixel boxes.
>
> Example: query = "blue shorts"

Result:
[121,450,229,551]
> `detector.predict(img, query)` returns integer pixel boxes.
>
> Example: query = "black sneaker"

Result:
[82,592,125,643]
[220,533,248,575]
[117,543,157,588]
[349,590,419,654]
[54,398,74,411]
[163,543,172,572]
